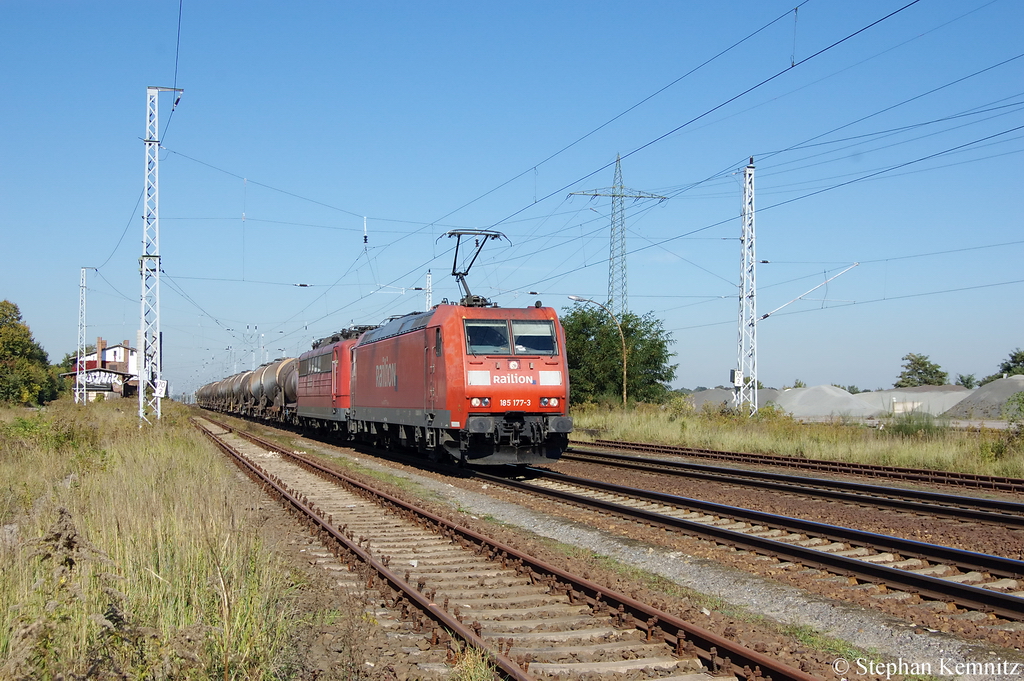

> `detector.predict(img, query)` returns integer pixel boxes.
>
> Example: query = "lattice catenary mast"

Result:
[570,155,666,316]
[75,267,88,405]
[734,157,758,415]
[139,86,182,424]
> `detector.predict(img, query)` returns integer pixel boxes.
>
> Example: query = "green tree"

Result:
[893,353,948,388]
[1003,391,1024,453]
[1000,348,1024,374]
[562,305,677,405]
[955,373,977,389]
[1004,392,1024,430]
[980,348,1024,385]
[57,345,94,373]
[0,300,59,404]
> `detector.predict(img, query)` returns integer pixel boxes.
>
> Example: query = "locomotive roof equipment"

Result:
[443,229,510,307]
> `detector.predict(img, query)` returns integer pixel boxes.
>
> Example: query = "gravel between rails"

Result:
[294,440,1024,680]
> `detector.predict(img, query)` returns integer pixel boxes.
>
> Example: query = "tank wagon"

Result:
[196,357,298,423]
[197,302,574,465]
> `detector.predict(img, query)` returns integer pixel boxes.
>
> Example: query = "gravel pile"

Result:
[688,388,779,410]
[944,375,1024,419]
[772,385,881,418]
[688,382,1021,421]
[855,386,972,416]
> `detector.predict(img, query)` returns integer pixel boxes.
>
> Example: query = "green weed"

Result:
[0,398,304,679]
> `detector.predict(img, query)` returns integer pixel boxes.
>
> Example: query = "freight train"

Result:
[196,300,574,465]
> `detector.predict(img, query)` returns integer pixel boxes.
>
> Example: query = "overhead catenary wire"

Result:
[671,278,1024,333]
[409,2,813,233]
[664,0,1006,154]
[96,190,144,270]
[153,3,823,339]
[484,0,926,232]
[477,79,1024,294]
[756,51,1024,166]
[352,104,1023,319]
[161,109,1024,360]
[622,54,1024,211]
[154,0,822,319]
[157,0,997,324]
[160,3,810,345]
[511,123,1024,297]
[161,0,185,139]
[114,0,1020,386]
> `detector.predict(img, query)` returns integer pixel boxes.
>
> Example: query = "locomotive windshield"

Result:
[465,320,511,355]
[465,319,557,356]
[511,320,556,355]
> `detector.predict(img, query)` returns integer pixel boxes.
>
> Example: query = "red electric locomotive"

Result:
[294,325,374,428]
[345,301,573,464]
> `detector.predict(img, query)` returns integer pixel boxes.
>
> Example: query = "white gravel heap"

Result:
[685,380,1022,421]
[687,388,734,410]
[943,375,1024,419]
[688,388,780,411]
[854,385,972,417]
[772,385,882,419]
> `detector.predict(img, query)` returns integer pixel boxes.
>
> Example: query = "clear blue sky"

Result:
[2,1,1022,396]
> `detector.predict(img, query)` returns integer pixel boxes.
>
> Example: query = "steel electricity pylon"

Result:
[570,155,665,316]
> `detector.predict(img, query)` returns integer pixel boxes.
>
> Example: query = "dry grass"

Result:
[0,399,298,679]
[570,401,1024,478]
[447,641,498,681]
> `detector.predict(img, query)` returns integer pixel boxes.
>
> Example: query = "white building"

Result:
[65,338,139,401]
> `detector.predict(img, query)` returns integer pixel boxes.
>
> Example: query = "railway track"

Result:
[581,440,1024,493]
[193,416,818,681]
[561,450,1024,528]
[478,468,1024,622]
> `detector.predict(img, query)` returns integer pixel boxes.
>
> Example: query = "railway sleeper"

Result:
[200,419,793,680]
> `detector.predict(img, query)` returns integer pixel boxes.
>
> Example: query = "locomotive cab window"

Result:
[299,352,332,376]
[465,320,511,355]
[512,320,557,355]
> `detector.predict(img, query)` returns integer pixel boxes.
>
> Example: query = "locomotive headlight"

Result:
[541,397,559,407]
[471,397,481,407]
[471,397,491,407]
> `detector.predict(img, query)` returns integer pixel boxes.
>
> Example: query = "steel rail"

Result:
[583,440,1024,493]
[522,469,1024,578]
[192,419,532,681]
[478,469,1024,621]
[562,450,1024,528]
[203,416,820,681]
